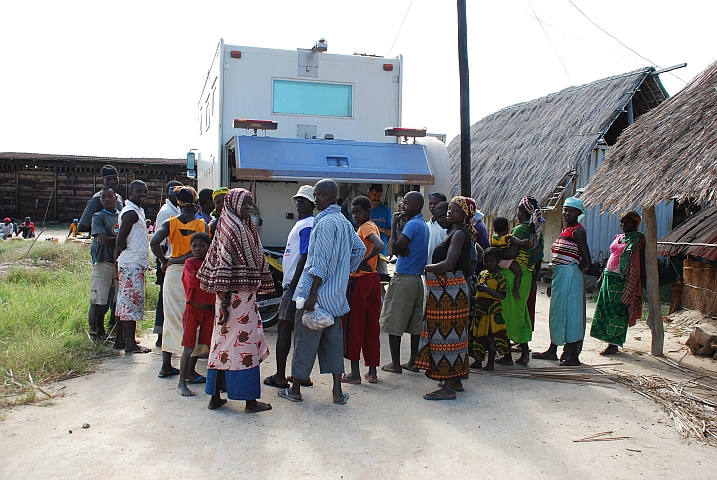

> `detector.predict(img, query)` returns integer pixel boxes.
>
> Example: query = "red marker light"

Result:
[383,63,393,71]
[230,51,242,59]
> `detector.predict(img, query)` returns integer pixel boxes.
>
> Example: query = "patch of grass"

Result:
[0,242,156,407]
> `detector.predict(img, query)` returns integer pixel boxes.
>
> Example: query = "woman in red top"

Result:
[533,197,591,366]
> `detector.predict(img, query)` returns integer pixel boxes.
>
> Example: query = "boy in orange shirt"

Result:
[341,196,384,384]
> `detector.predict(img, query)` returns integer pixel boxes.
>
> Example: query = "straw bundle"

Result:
[612,371,717,444]
[583,60,717,213]
[447,68,667,218]
[470,364,616,385]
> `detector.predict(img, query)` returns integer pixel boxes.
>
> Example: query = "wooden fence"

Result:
[683,257,717,317]
[0,161,195,223]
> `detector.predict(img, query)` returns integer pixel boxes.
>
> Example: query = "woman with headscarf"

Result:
[590,211,645,355]
[517,196,546,330]
[534,197,591,366]
[208,187,229,238]
[197,188,273,413]
[415,196,474,400]
[494,196,544,365]
[150,186,208,379]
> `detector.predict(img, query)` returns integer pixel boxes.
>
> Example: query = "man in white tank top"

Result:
[114,180,151,354]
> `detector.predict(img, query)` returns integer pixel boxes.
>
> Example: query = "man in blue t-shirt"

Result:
[368,184,391,275]
[379,191,429,374]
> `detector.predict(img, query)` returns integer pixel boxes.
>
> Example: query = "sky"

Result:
[0,0,714,160]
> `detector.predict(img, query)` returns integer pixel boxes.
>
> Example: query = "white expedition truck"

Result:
[189,39,450,325]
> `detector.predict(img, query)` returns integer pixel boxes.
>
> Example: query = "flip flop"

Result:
[532,351,558,361]
[437,381,464,392]
[187,375,206,384]
[278,388,302,402]
[125,345,151,354]
[286,376,313,387]
[364,373,378,384]
[341,374,361,385]
[158,367,180,378]
[334,392,349,404]
[423,392,457,401]
[263,376,290,389]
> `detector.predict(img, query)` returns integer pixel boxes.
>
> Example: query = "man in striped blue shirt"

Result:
[279,179,366,405]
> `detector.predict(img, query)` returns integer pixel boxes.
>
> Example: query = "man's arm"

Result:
[389,212,411,257]
[357,232,383,272]
[115,210,139,262]
[149,219,172,268]
[78,196,100,233]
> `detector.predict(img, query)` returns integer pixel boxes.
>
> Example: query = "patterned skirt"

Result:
[590,270,631,346]
[415,272,470,380]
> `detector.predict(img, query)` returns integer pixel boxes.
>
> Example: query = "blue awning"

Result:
[228,135,434,184]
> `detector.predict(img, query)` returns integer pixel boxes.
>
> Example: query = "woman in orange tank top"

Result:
[150,187,208,380]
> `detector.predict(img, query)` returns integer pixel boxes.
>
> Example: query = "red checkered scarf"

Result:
[197,188,273,294]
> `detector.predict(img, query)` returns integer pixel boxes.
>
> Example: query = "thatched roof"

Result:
[448,68,667,218]
[583,60,717,213]
[657,207,717,261]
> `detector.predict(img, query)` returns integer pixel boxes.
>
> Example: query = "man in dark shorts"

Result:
[263,185,314,389]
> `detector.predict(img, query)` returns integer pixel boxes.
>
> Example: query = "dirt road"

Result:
[1,290,714,479]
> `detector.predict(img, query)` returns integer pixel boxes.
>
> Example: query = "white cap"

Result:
[293,185,314,202]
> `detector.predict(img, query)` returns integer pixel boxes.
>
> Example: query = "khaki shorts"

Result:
[380,273,425,336]
[90,262,119,305]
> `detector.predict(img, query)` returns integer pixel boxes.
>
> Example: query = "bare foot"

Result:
[208,395,227,410]
[381,364,402,374]
[245,400,272,413]
[364,372,378,384]
[400,362,419,372]
[469,360,482,369]
[177,383,195,397]
[599,344,619,356]
[482,363,494,371]
[512,291,521,300]
[495,354,513,366]
[125,344,151,354]
[560,358,581,367]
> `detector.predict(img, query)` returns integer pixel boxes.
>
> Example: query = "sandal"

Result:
[341,374,361,385]
[263,375,290,389]
[286,376,313,387]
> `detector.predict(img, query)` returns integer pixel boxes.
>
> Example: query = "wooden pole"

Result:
[457,0,471,197]
[643,205,664,356]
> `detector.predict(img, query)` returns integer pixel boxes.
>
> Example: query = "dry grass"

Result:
[583,60,717,212]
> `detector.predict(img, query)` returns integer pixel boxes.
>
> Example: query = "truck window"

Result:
[273,79,352,117]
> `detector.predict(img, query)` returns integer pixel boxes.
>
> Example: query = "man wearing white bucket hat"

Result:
[264,185,315,389]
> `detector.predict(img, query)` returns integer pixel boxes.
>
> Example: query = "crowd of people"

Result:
[73,165,647,412]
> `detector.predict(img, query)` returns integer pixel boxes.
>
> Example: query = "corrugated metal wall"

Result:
[577,146,674,264]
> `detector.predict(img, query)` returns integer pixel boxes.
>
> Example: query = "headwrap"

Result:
[197,188,273,294]
[564,196,586,223]
[101,164,118,177]
[167,184,182,197]
[173,186,199,207]
[212,187,230,201]
[519,195,545,238]
[73,219,78,223]
[621,211,641,229]
[449,196,477,243]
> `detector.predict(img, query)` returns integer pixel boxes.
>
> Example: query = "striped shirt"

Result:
[293,204,366,317]
[551,223,584,266]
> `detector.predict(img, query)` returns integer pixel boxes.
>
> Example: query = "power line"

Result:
[527,0,574,84]
[387,0,413,58]
[568,0,686,83]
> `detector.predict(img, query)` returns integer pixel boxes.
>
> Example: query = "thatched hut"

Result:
[657,207,717,316]
[582,60,717,355]
[448,67,670,264]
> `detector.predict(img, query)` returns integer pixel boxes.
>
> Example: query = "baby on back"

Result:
[491,217,530,300]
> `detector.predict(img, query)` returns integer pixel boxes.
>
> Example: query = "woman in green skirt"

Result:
[590,211,646,355]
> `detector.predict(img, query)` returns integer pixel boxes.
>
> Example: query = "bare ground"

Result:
[1,286,716,479]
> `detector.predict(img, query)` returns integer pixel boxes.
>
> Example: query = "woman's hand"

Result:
[475,282,487,292]
[217,304,229,326]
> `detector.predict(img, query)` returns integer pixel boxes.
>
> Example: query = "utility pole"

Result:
[457,0,471,197]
